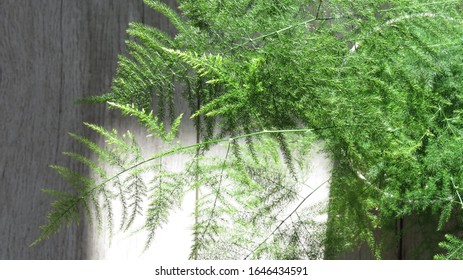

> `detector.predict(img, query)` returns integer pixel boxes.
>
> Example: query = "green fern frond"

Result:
[74,92,115,104]
[122,174,148,231]
[127,22,174,48]
[144,172,186,250]
[84,122,131,153]
[37,0,463,260]
[434,234,463,260]
[49,165,91,193]
[144,0,187,33]
[62,152,107,178]
[67,132,119,165]
[100,187,115,239]
[161,48,226,80]
[31,193,82,247]
[107,102,183,142]
[191,88,245,118]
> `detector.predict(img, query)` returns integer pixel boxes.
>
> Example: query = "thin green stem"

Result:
[95,129,312,199]
[31,128,314,246]
[228,17,343,53]
[244,177,331,260]
[198,141,232,247]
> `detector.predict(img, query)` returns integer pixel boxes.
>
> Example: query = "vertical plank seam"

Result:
[55,0,65,161]
[142,0,145,24]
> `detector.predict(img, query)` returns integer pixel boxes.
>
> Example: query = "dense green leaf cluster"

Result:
[36,0,463,259]
[435,234,463,259]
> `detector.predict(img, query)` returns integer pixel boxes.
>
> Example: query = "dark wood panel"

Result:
[0,0,82,259]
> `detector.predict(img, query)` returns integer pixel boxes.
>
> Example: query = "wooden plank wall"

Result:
[0,0,177,259]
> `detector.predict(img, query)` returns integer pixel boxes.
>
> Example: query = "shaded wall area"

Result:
[0,0,176,259]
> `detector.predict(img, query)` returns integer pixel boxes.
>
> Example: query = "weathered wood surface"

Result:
[1,0,92,259]
[0,0,176,260]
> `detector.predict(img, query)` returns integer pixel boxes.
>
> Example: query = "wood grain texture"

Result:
[1,0,85,259]
[0,0,170,259]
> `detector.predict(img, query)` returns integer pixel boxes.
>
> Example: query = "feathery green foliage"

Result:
[36,0,463,259]
[434,234,463,260]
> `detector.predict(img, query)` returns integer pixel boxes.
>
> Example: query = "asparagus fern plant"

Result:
[35,0,463,259]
